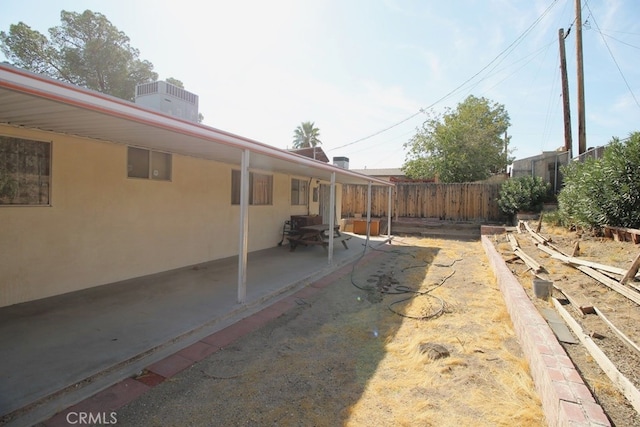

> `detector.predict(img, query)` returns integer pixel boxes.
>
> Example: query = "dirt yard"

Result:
[492,223,640,426]
[115,236,544,426]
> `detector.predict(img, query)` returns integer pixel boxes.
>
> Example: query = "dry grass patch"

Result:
[343,237,544,426]
[116,236,544,426]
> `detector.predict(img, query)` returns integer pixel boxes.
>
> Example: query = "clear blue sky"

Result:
[1,0,639,169]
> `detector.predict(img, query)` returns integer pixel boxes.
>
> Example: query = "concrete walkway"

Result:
[0,234,384,427]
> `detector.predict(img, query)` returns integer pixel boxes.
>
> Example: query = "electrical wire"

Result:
[584,0,640,111]
[332,0,561,151]
[387,270,456,320]
[348,232,458,320]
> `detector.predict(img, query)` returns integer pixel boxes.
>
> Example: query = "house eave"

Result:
[0,64,392,187]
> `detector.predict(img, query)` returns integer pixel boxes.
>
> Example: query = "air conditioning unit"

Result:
[135,81,199,122]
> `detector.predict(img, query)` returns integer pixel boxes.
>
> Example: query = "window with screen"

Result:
[127,147,171,180]
[291,178,308,205]
[231,170,273,205]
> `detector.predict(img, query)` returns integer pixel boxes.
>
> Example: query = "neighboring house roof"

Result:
[351,168,404,177]
[287,147,330,163]
[351,168,437,183]
[0,64,392,187]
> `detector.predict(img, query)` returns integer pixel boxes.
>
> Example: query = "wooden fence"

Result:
[342,182,504,222]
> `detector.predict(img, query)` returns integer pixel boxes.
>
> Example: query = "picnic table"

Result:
[287,224,351,252]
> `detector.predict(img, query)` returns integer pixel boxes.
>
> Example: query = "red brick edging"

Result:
[481,236,610,427]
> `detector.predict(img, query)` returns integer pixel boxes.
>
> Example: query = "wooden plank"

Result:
[553,298,640,414]
[576,265,640,306]
[539,246,639,280]
[594,306,640,358]
[536,241,640,303]
[507,232,542,273]
[524,221,549,244]
[553,285,594,314]
[621,251,640,285]
[552,254,629,277]
[507,233,520,250]
[514,247,543,273]
[604,225,640,243]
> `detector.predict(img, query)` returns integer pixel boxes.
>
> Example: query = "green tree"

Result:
[292,121,322,148]
[0,10,157,101]
[403,95,512,183]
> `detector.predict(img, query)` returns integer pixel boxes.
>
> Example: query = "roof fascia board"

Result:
[0,65,392,187]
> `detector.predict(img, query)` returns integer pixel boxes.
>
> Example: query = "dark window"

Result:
[0,136,51,205]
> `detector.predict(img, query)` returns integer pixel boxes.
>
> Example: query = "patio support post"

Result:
[237,149,250,304]
[387,186,392,239]
[328,172,336,265]
[366,181,372,238]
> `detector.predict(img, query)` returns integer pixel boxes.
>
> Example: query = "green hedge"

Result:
[558,132,640,229]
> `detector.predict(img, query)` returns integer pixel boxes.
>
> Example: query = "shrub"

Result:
[558,132,640,229]
[541,209,564,227]
[498,175,550,217]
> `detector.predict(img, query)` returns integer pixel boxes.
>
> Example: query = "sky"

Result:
[1,0,639,170]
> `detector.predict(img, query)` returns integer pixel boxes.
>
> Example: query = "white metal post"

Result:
[387,186,392,239]
[328,172,336,265]
[366,181,372,238]
[237,149,250,304]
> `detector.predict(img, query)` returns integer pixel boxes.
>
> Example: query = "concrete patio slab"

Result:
[0,234,386,427]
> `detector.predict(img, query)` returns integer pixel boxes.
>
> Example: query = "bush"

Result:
[498,175,550,217]
[558,132,640,229]
[541,209,564,227]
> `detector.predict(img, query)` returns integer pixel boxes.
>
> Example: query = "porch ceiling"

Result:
[0,65,392,187]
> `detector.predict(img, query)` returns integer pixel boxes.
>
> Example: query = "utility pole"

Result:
[576,0,587,155]
[504,131,509,174]
[559,28,573,155]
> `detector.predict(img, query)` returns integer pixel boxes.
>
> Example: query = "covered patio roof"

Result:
[0,64,393,187]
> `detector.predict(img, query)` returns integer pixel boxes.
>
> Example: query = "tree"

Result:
[165,77,184,88]
[292,121,322,148]
[402,95,513,183]
[0,10,157,101]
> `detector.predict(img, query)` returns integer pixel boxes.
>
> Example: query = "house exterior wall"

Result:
[0,125,335,307]
[511,151,569,194]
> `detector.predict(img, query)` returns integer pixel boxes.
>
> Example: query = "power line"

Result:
[584,0,640,111]
[599,31,640,51]
[333,0,561,151]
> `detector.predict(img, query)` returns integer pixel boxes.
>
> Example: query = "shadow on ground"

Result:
[114,243,438,426]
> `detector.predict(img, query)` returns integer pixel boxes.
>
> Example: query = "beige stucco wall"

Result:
[0,125,339,307]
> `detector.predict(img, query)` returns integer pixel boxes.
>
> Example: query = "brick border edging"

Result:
[481,236,610,427]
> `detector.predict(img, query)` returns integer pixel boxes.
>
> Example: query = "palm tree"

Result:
[292,121,322,148]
